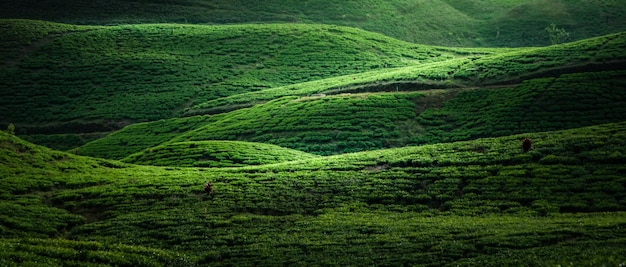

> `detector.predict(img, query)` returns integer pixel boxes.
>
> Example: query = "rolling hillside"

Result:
[183,31,626,115]
[3,19,625,153]
[0,19,479,139]
[122,140,319,167]
[2,3,626,265]
[2,0,626,47]
[77,69,626,159]
[1,123,626,265]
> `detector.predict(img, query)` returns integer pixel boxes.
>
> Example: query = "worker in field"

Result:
[521,138,533,152]
[204,181,213,194]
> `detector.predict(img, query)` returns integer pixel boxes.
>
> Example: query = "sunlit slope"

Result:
[0,238,191,266]
[0,130,119,238]
[2,0,626,47]
[2,123,626,265]
[0,19,467,135]
[0,131,192,265]
[122,140,319,167]
[76,32,626,159]
[184,31,626,116]
[78,70,626,159]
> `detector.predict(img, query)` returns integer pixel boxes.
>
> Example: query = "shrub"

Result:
[6,123,15,135]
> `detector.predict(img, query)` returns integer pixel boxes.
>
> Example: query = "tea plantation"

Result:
[3,0,626,46]
[122,140,319,167]
[1,3,626,265]
[0,19,480,139]
[77,68,626,159]
[1,122,626,266]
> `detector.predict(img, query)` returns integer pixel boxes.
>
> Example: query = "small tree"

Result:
[6,123,15,135]
[545,23,569,45]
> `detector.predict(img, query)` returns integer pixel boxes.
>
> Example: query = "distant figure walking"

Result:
[203,181,214,194]
[521,138,533,152]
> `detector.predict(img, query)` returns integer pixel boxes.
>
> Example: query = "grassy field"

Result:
[1,122,626,265]
[2,0,626,47]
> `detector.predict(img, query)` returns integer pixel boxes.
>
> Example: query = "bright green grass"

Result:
[78,91,446,158]
[122,140,319,167]
[1,122,625,265]
[74,115,219,159]
[0,19,476,134]
[2,20,624,152]
[74,32,626,159]
[2,0,626,47]
[79,69,626,159]
[184,31,626,116]
[0,238,192,267]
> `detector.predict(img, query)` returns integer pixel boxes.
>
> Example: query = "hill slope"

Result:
[2,123,626,265]
[2,0,626,47]
[122,140,319,167]
[77,69,626,159]
[5,19,624,152]
[0,19,478,137]
[183,31,626,116]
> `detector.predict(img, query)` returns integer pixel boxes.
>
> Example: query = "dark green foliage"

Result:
[176,93,423,156]
[0,19,461,139]
[412,70,626,144]
[0,238,192,266]
[184,32,626,117]
[84,69,626,159]
[2,0,626,47]
[451,32,626,84]
[122,140,319,167]
[2,123,626,266]
[545,23,570,45]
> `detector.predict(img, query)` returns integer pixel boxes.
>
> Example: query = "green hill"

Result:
[122,140,319,167]
[0,19,479,139]
[2,0,626,47]
[77,69,626,159]
[183,31,626,116]
[2,3,626,266]
[4,19,624,153]
[2,123,626,265]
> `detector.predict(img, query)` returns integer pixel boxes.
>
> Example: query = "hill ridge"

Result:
[2,0,626,47]
[1,19,472,136]
[121,140,320,167]
[75,67,626,159]
[2,122,626,265]
[2,2,626,265]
